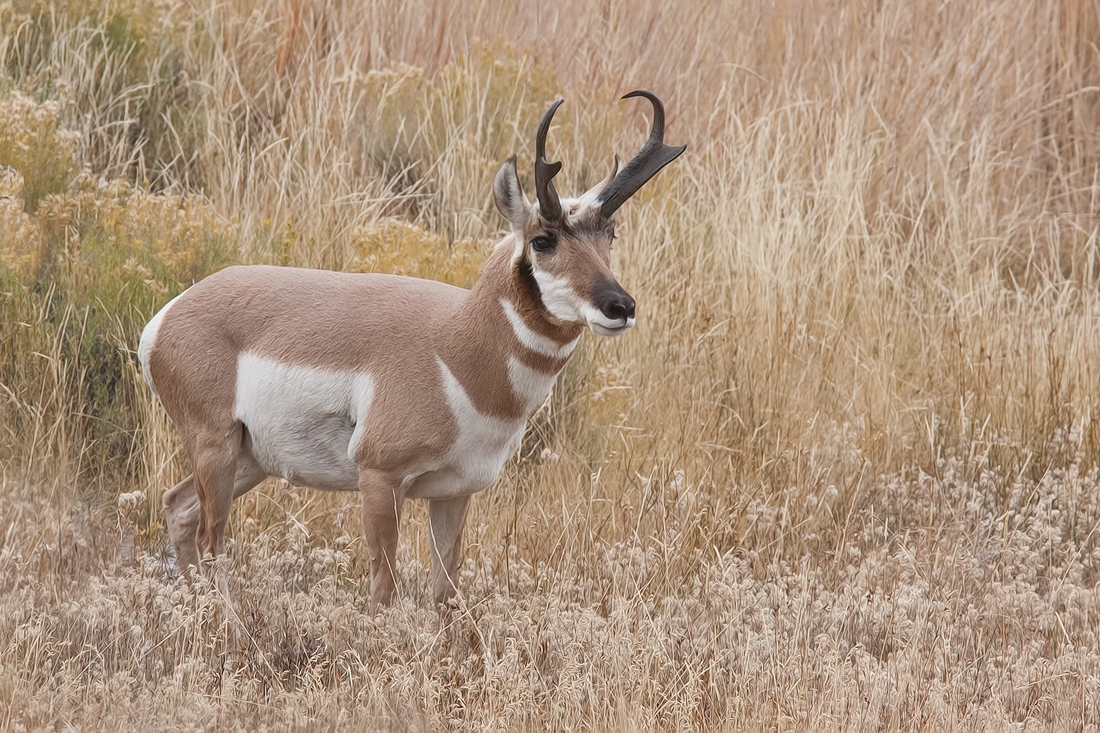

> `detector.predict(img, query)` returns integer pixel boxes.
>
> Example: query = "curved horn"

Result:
[597,90,686,218]
[535,99,565,224]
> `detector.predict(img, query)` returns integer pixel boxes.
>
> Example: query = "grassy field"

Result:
[2,0,1100,729]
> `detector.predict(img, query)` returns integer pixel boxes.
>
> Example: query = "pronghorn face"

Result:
[493,92,684,337]
[526,203,635,336]
[494,160,635,335]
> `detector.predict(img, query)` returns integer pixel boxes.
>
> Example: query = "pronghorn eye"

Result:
[530,236,556,254]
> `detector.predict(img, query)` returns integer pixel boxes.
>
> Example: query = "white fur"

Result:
[532,267,587,323]
[234,353,373,492]
[500,298,579,358]
[580,302,635,336]
[137,291,185,403]
[406,358,527,500]
[571,187,609,214]
[511,231,528,265]
[507,356,559,414]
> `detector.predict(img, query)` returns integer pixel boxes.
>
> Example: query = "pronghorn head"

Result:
[493,91,686,336]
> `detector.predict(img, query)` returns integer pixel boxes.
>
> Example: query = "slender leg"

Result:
[165,455,267,570]
[163,474,199,568]
[359,469,404,606]
[428,496,471,605]
[189,425,253,558]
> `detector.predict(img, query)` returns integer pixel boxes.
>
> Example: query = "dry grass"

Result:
[2,0,1100,729]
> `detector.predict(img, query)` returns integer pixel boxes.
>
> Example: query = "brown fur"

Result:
[146,228,599,605]
[144,116,655,605]
[521,210,619,312]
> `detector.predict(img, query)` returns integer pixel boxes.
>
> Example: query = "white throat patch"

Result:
[435,357,527,494]
[500,299,579,359]
[531,267,587,323]
[507,356,559,415]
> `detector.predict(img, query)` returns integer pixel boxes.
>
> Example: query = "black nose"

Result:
[594,281,635,321]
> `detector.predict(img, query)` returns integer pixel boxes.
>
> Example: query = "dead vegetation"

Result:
[2,0,1100,729]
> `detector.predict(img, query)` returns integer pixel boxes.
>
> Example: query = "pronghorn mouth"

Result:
[589,317,635,336]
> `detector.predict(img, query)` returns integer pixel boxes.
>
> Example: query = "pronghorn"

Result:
[138,91,685,605]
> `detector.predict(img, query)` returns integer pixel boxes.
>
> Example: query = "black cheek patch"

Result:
[517,258,545,309]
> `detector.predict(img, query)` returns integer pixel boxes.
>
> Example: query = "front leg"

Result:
[428,496,471,605]
[359,469,405,606]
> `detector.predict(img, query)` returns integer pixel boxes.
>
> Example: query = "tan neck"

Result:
[439,238,583,420]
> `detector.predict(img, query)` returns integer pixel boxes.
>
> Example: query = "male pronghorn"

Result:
[138,91,685,605]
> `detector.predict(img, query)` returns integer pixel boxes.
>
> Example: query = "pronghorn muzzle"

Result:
[589,276,636,335]
[592,277,635,322]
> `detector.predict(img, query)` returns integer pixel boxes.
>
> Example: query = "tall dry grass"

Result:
[2,0,1100,729]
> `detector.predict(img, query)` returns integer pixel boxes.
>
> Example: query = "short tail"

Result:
[137,292,185,404]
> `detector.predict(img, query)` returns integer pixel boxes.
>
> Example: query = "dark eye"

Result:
[530,236,556,253]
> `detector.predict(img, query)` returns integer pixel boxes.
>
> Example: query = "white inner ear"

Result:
[511,229,527,264]
[497,189,529,225]
[492,159,533,265]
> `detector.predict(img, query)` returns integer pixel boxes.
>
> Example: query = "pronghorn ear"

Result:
[494,155,532,232]
[598,155,622,193]
[607,154,622,184]
[580,155,622,204]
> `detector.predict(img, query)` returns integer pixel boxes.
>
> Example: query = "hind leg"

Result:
[164,474,201,568]
[191,426,243,558]
[165,453,266,569]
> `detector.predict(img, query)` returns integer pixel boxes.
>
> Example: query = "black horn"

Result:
[597,90,686,218]
[535,99,565,224]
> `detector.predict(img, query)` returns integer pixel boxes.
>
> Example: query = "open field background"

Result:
[2,0,1100,729]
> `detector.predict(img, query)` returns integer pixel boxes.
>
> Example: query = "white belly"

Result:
[235,353,373,491]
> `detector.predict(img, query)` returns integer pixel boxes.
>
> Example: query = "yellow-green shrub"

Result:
[0,90,235,488]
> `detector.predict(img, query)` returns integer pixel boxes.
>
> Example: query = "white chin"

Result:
[588,319,634,337]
